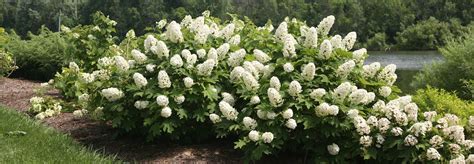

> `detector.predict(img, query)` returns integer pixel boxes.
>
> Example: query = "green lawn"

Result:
[0,106,117,163]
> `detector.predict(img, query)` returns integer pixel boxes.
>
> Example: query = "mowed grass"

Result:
[0,106,117,163]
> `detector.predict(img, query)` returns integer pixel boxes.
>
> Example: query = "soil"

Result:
[0,77,243,163]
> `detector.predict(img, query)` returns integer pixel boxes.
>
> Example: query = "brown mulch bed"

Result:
[0,77,243,163]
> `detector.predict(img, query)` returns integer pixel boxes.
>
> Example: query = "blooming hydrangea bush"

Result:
[51,12,474,162]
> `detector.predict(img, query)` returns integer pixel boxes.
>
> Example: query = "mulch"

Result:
[0,77,243,163]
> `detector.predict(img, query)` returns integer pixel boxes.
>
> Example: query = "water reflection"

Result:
[365,51,443,70]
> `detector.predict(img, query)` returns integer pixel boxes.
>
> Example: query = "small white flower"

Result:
[253,49,271,63]
[270,76,281,90]
[221,92,235,106]
[267,88,283,107]
[424,111,437,121]
[44,109,55,116]
[404,135,418,146]
[336,60,356,78]
[359,135,373,147]
[174,95,185,104]
[282,109,294,119]
[133,73,148,88]
[301,63,316,80]
[303,27,318,48]
[249,130,260,142]
[158,70,171,88]
[319,40,333,59]
[35,112,46,120]
[317,15,335,36]
[310,88,326,100]
[209,113,222,123]
[330,35,343,49]
[144,35,158,52]
[261,132,274,143]
[219,101,238,121]
[342,32,357,51]
[152,41,170,58]
[183,77,194,88]
[379,86,392,97]
[196,59,216,76]
[101,88,124,101]
[285,119,297,129]
[146,64,156,72]
[131,49,147,64]
[165,21,184,43]
[228,35,240,45]
[327,143,340,155]
[283,63,294,72]
[134,101,149,110]
[266,111,277,120]
[275,22,288,40]
[156,95,169,107]
[170,54,184,67]
[161,107,172,118]
[156,19,167,29]
[288,80,302,97]
[428,135,444,149]
[243,117,258,129]
[114,56,129,72]
[69,62,79,72]
[250,96,261,105]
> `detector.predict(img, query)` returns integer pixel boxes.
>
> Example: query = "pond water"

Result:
[365,51,444,94]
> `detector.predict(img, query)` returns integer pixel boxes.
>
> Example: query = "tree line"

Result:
[1,0,473,50]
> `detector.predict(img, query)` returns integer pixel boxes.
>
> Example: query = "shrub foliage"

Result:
[45,12,474,162]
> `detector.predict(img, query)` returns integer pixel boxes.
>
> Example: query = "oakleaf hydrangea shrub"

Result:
[52,12,474,162]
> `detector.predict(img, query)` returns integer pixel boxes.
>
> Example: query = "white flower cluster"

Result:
[72,109,88,118]
[327,143,340,155]
[165,21,184,43]
[362,62,381,79]
[242,117,258,129]
[209,113,222,123]
[174,95,185,104]
[336,60,356,78]
[342,32,357,51]
[114,56,129,72]
[282,34,298,58]
[131,49,147,64]
[219,101,238,121]
[352,48,367,64]
[301,63,316,80]
[133,73,148,88]
[134,101,149,109]
[275,22,288,41]
[310,88,326,100]
[319,40,333,59]
[348,89,375,105]
[196,59,216,76]
[161,107,172,118]
[332,82,356,102]
[303,27,318,48]
[227,49,246,67]
[317,15,335,36]
[101,87,124,101]
[253,49,271,63]
[158,70,171,88]
[288,80,302,97]
[377,64,397,86]
[170,54,184,67]
[283,63,294,72]
[315,103,339,117]
[267,88,283,107]
[69,62,79,72]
